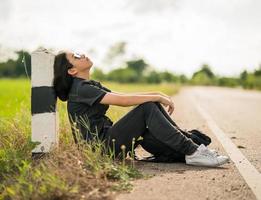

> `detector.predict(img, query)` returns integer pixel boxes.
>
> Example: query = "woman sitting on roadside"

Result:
[53,51,229,167]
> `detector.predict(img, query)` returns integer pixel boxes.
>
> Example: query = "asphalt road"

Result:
[116,86,261,200]
[190,86,261,173]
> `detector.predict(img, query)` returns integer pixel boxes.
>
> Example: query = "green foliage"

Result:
[179,75,188,84]
[145,70,162,83]
[0,101,34,179]
[192,64,215,79]
[0,160,78,200]
[0,140,39,178]
[254,65,261,76]
[0,51,31,78]
[191,64,216,85]
[1,48,261,91]
[126,59,148,75]
[74,134,143,192]
[159,71,180,82]
[241,73,261,89]
[189,64,261,90]
[218,77,239,87]
[91,67,106,81]
[237,68,261,90]
[0,98,77,200]
[108,164,143,191]
[240,70,248,81]
[107,67,138,83]
[191,72,216,85]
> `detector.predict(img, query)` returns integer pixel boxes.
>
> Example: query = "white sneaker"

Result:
[185,144,229,167]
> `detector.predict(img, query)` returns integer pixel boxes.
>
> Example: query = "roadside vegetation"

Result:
[1,45,261,91]
[188,64,261,90]
[0,78,178,200]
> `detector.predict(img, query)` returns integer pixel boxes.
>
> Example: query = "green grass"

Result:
[0,78,179,200]
[0,78,179,120]
[0,78,30,119]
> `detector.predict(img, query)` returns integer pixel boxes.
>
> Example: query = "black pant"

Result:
[104,102,198,157]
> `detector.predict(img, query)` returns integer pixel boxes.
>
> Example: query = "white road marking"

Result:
[189,90,261,200]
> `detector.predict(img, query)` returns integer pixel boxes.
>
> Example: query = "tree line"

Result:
[0,50,261,90]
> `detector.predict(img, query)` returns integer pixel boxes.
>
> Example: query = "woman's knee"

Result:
[139,101,157,109]
[132,102,158,118]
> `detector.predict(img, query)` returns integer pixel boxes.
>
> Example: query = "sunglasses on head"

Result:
[73,52,82,59]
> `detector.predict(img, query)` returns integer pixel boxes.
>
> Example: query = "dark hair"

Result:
[53,52,73,101]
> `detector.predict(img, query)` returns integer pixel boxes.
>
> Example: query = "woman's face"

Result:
[65,51,93,74]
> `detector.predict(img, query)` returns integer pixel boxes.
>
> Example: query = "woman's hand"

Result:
[158,94,175,115]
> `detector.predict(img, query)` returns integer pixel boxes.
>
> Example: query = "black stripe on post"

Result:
[31,86,57,114]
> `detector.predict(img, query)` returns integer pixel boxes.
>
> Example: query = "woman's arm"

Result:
[100,90,174,112]
[99,92,161,107]
[111,91,170,98]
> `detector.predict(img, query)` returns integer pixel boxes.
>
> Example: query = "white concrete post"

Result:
[31,47,59,154]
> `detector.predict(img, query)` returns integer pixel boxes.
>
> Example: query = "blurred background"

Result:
[0,0,261,87]
[0,2,261,199]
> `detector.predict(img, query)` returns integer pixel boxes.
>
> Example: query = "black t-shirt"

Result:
[67,77,113,142]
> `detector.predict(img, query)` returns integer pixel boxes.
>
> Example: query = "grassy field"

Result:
[0,78,179,200]
[0,78,179,119]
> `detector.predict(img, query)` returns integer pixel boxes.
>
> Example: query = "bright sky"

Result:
[0,0,261,77]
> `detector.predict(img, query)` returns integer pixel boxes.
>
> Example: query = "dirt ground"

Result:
[116,86,259,200]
